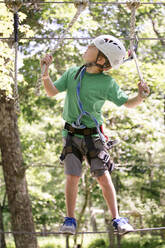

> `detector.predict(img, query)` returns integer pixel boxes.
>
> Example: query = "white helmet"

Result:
[93,35,126,68]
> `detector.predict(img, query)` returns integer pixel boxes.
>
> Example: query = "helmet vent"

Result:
[104,38,113,43]
[113,42,122,50]
[104,38,122,50]
[104,38,109,43]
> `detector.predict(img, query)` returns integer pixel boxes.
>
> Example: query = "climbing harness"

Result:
[60,127,115,174]
[72,66,106,143]
[60,65,117,173]
[73,65,119,148]
[127,0,149,98]
[36,0,89,96]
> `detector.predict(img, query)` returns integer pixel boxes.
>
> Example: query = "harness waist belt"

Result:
[64,122,99,136]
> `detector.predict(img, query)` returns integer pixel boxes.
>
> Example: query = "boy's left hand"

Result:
[138,81,150,98]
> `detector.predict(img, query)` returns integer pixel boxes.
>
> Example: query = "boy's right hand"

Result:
[40,54,53,75]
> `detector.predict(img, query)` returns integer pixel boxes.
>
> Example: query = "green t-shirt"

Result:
[54,66,128,130]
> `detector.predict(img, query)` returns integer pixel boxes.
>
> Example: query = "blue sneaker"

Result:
[60,217,77,234]
[112,217,134,234]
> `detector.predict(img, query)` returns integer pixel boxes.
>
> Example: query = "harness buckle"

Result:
[98,150,110,163]
[106,139,119,150]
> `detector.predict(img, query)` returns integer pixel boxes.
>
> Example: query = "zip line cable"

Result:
[0,1,165,5]
[1,37,165,40]
[0,227,165,236]
[1,227,164,248]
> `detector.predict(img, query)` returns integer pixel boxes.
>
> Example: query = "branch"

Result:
[147,12,165,47]
[27,163,57,168]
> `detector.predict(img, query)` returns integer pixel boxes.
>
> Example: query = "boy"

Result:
[41,35,150,235]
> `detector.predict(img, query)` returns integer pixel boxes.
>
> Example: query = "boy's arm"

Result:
[124,95,144,108]
[42,76,59,97]
[41,54,59,97]
[124,81,150,108]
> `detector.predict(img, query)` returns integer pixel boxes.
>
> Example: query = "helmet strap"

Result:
[74,51,111,80]
[85,62,104,69]
[86,50,110,70]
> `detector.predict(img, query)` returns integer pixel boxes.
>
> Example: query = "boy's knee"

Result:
[91,169,107,178]
[67,174,80,181]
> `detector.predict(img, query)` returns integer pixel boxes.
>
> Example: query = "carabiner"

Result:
[124,32,139,63]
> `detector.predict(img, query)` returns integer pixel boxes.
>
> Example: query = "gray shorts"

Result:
[63,135,109,177]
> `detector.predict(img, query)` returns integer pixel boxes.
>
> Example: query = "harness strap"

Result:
[60,131,115,173]
[84,135,114,173]
[60,133,83,163]
[74,65,86,80]
[64,122,99,136]
[72,66,106,143]
[84,136,99,163]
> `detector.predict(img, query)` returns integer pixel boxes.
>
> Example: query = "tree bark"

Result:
[0,202,7,248]
[0,90,38,248]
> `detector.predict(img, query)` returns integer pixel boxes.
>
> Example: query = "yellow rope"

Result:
[35,0,89,96]
[127,1,149,98]
[127,0,140,50]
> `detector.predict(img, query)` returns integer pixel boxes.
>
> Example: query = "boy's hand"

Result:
[138,81,150,99]
[40,54,53,76]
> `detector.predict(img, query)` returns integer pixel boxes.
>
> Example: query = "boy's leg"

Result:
[60,174,80,234]
[96,170,119,219]
[60,135,83,234]
[96,170,134,234]
[65,174,80,218]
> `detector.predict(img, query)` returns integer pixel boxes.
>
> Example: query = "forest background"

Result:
[0,0,165,247]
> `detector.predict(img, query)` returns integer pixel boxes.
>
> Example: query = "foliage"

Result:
[121,235,165,248]
[0,4,34,94]
[87,238,107,248]
[0,1,165,247]
[87,235,165,248]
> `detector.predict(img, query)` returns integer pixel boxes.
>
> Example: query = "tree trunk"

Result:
[0,203,7,248]
[0,90,38,248]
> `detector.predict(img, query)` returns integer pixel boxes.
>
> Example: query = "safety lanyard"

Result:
[72,66,106,143]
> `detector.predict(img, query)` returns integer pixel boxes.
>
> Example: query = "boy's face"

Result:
[82,44,99,63]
